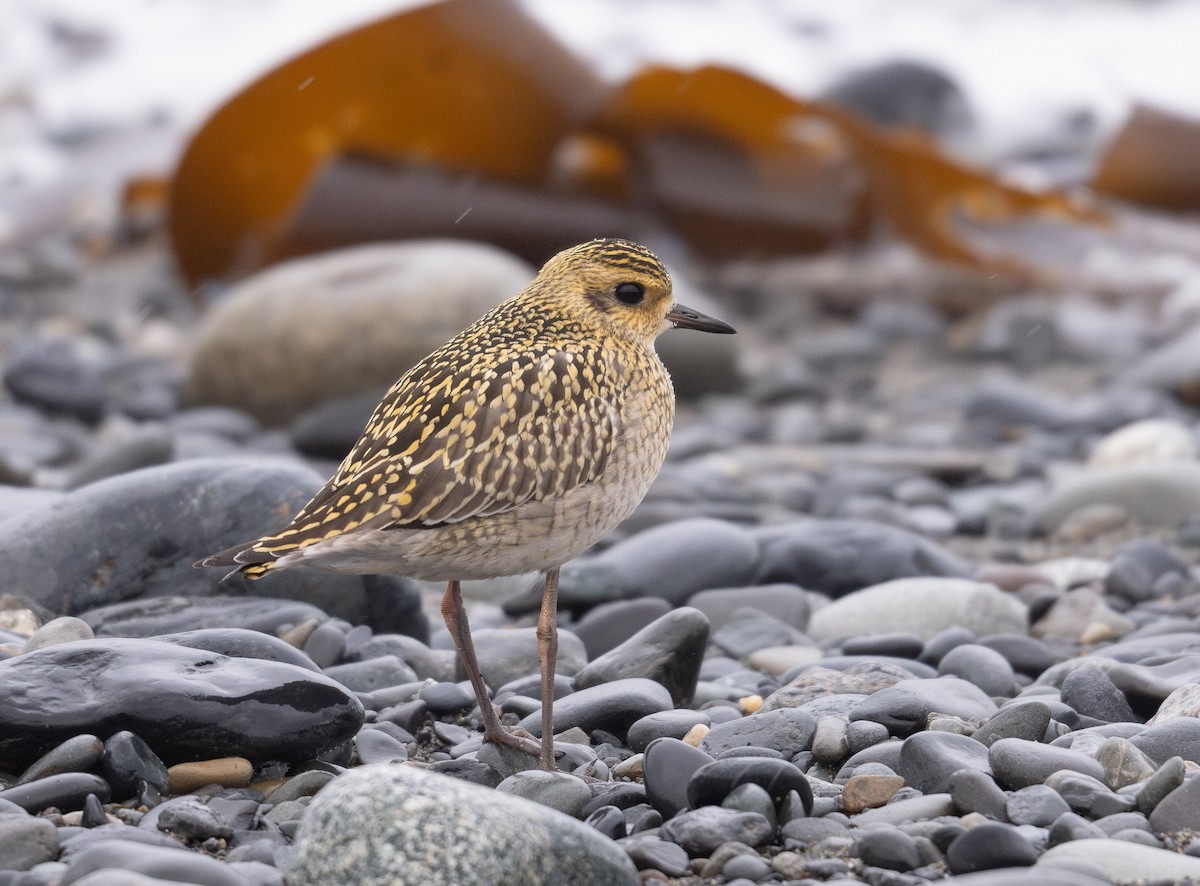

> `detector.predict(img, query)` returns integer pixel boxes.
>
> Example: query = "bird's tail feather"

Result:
[195,540,280,581]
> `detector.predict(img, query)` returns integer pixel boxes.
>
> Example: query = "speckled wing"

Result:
[212,342,622,568]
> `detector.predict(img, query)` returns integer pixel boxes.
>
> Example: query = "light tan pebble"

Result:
[927,715,976,735]
[278,616,322,649]
[251,777,289,795]
[959,811,991,828]
[613,754,644,780]
[1089,419,1197,468]
[1053,503,1131,542]
[0,608,40,636]
[739,695,764,714]
[747,645,822,676]
[60,810,121,826]
[24,616,94,652]
[842,773,904,813]
[683,724,710,747]
[168,757,253,793]
[556,727,591,745]
[1080,621,1117,645]
[1149,683,1200,724]
[1032,588,1134,642]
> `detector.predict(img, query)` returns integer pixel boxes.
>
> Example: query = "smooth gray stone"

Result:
[643,737,714,820]
[1059,665,1137,723]
[855,826,921,872]
[849,676,997,737]
[0,815,59,871]
[288,764,637,885]
[752,518,970,596]
[1041,837,1200,882]
[658,806,773,855]
[1138,756,1185,815]
[615,834,690,877]
[574,608,708,706]
[1148,772,1200,833]
[496,771,592,819]
[953,870,1109,886]
[938,644,1017,697]
[1037,462,1200,530]
[949,768,1009,820]
[1131,717,1200,765]
[60,839,249,886]
[18,734,104,784]
[710,608,809,659]
[988,738,1106,790]
[324,656,418,693]
[809,578,1026,642]
[571,598,671,659]
[897,731,991,794]
[627,710,711,754]
[547,518,760,609]
[465,627,587,690]
[973,701,1053,747]
[700,708,817,758]
[946,821,1037,874]
[519,678,672,738]
[850,793,955,825]
[687,584,812,631]
[0,773,110,813]
[1045,771,1118,816]
[1006,784,1071,826]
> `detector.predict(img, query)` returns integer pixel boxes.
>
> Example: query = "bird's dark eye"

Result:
[614,282,645,305]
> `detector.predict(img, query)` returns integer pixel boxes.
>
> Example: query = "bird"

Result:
[197,238,735,770]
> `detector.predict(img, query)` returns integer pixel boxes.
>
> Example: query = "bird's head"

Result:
[531,239,735,344]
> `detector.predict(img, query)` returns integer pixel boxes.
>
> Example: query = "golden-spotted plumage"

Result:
[198,238,734,769]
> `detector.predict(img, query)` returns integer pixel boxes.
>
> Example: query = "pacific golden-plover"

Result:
[198,238,735,770]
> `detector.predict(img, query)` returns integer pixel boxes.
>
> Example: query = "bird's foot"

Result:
[482,722,559,771]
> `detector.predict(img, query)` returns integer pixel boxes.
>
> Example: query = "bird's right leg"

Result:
[441,579,542,757]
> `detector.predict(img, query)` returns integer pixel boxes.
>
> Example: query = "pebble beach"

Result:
[7,2,1200,886]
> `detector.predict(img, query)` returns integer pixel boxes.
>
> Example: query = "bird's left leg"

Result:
[441,579,542,757]
[536,567,560,771]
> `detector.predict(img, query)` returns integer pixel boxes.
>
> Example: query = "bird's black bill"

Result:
[667,303,736,334]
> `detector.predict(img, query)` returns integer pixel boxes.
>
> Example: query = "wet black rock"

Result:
[100,731,170,799]
[0,638,364,767]
[0,459,426,638]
